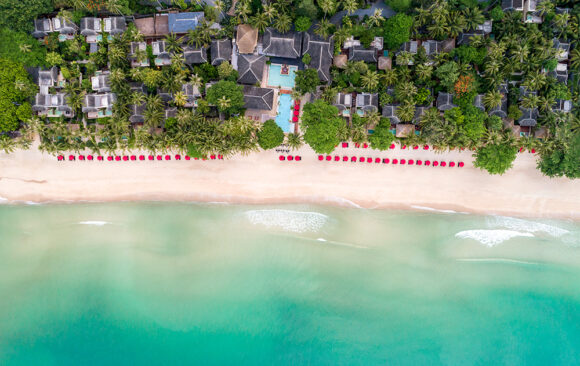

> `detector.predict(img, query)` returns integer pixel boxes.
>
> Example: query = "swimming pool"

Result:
[275,93,293,133]
[267,64,297,89]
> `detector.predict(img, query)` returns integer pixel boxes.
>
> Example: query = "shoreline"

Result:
[1,145,579,221]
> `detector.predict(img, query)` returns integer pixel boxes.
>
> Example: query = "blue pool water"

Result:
[267,64,297,89]
[275,93,293,133]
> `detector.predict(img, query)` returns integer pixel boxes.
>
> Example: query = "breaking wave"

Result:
[245,209,328,233]
[411,205,467,214]
[455,229,534,247]
[488,216,570,237]
[78,221,111,226]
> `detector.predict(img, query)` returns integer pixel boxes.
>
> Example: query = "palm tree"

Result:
[569,49,580,71]
[396,51,413,66]
[318,0,336,15]
[462,7,484,31]
[333,26,351,49]
[236,1,252,23]
[314,19,332,39]
[396,102,415,123]
[19,43,32,53]
[512,43,530,63]
[190,74,203,88]
[361,71,379,91]
[522,71,546,91]
[535,1,554,16]
[365,111,381,127]
[366,9,384,28]
[110,69,126,89]
[164,33,183,54]
[286,133,303,150]
[381,69,398,86]
[538,96,554,114]
[250,12,269,33]
[262,3,277,20]
[447,13,466,38]
[0,137,17,154]
[130,91,146,106]
[173,91,188,107]
[274,14,292,33]
[162,72,186,94]
[395,82,417,103]
[342,0,357,15]
[427,22,450,40]
[415,63,433,82]
[483,90,502,110]
[521,94,540,109]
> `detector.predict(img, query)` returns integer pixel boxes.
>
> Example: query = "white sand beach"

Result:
[1,143,579,220]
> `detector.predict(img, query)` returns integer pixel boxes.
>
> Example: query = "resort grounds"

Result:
[1,140,579,221]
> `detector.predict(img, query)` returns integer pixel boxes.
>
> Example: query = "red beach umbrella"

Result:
[122,156,128,161]
[293,110,299,116]
[366,157,372,163]
[210,155,216,160]
[402,145,406,150]
[342,142,348,148]
[57,155,63,161]
[392,159,398,165]
[355,143,360,148]
[351,156,357,162]
[68,155,75,161]
[175,155,181,160]
[130,155,136,161]
[87,155,93,161]
[375,158,381,163]
[413,145,419,150]
[165,155,171,160]
[423,145,429,150]
[441,161,447,167]
[292,116,298,122]
[400,159,406,165]
[148,155,154,161]
[326,155,331,161]
[295,156,302,161]
[184,155,190,160]
[531,148,536,154]
[363,143,368,149]
[218,155,224,160]
[449,162,455,167]
[318,155,323,161]
[79,155,85,161]
[458,162,465,167]
[334,155,340,161]
[279,155,285,161]
[425,160,431,166]
[383,158,390,164]
[519,147,524,153]
[97,156,103,161]
[359,157,365,162]
[156,155,162,160]
[408,159,414,165]
[107,156,113,161]
[288,155,294,161]
[433,161,439,167]
[389,143,395,149]
[139,155,145,161]
[115,156,121,161]
[343,156,348,162]
[416,160,422,166]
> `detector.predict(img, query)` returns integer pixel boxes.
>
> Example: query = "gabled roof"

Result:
[80,17,101,36]
[474,94,485,111]
[519,86,537,99]
[262,28,302,59]
[104,17,126,35]
[518,107,538,126]
[502,0,524,11]
[33,19,53,38]
[489,99,508,118]
[129,103,146,123]
[165,107,178,120]
[129,82,147,94]
[37,67,59,87]
[211,39,232,66]
[348,45,377,63]
[476,20,493,34]
[243,86,274,110]
[334,93,352,112]
[421,40,441,55]
[553,99,572,113]
[168,12,204,33]
[553,39,570,61]
[436,92,457,111]
[302,32,333,83]
[82,93,116,112]
[182,83,202,97]
[399,41,418,54]
[91,72,111,92]
[130,42,146,55]
[33,93,69,110]
[382,104,400,124]
[152,40,168,55]
[356,93,379,113]
[236,24,258,54]
[237,54,265,85]
[413,106,428,123]
[52,17,77,34]
[183,46,207,64]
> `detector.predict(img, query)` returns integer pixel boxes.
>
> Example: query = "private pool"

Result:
[275,93,293,133]
[267,64,298,89]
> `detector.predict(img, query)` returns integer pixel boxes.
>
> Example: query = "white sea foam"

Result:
[324,196,362,209]
[245,209,328,233]
[317,238,327,242]
[411,205,467,214]
[0,196,8,203]
[24,201,41,205]
[455,229,534,247]
[488,216,569,237]
[457,258,539,265]
[78,221,110,226]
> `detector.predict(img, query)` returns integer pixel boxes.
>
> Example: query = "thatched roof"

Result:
[396,124,415,138]
[378,56,391,70]
[333,54,347,69]
[236,24,258,54]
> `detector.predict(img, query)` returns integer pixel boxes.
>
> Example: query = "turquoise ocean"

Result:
[0,202,579,365]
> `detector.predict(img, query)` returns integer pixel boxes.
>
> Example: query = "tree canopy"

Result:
[206,80,245,116]
[294,68,320,95]
[301,100,346,154]
[537,131,580,179]
[473,142,518,175]
[0,59,35,132]
[383,14,413,50]
[0,0,53,33]
[258,119,284,150]
[368,120,395,151]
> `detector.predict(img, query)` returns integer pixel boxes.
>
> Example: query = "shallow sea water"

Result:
[0,203,579,365]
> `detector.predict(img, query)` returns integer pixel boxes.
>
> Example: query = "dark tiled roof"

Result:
[237,54,265,85]
[457,31,483,45]
[80,17,101,36]
[356,93,379,113]
[382,104,400,124]
[53,17,77,34]
[436,92,456,111]
[262,28,302,59]
[33,19,52,38]
[502,0,524,11]
[129,103,146,123]
[243,86,274,110]
[183,46,207,64]
[211,39,232,66]
[334,93,352,112]
[302,32,333,83]
[348,45,377,63]
[105,17,126,34]
[474,94,485,111]
[518,107,538,126]
[553,99,572,112]
[489,99,508,118]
